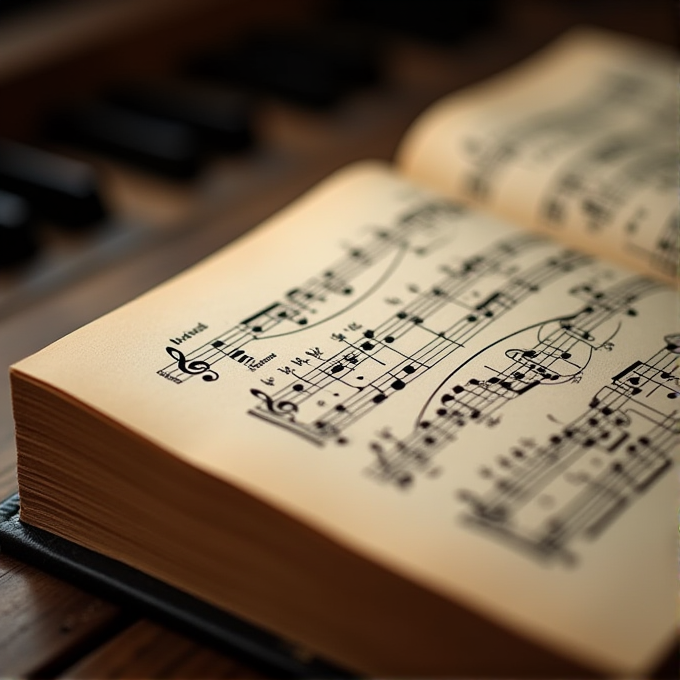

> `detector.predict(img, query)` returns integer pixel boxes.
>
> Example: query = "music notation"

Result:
[461,64,677,280]
[626,212,678,282]
[540,138,674,228]
[157,199,461,383]
[463,70,669,203]
[248,234,592,443]
[365,275,662,488]
[540,138,677,277]
[457,334,678,565]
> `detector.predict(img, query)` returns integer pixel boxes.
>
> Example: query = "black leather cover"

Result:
[2,492,676,678]
[0,493,353,678]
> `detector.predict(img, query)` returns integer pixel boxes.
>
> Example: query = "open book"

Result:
[10,28,678,677]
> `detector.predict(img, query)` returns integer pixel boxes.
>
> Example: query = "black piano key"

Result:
[190,44,340,108]
[189,32,379,108]
[0,140,106,229]
[0,0,54,20]
[0,190,38,267]
[106,84,254,153]
[285,30,381,89]
[336,0,497,43]
[47,103,203,179]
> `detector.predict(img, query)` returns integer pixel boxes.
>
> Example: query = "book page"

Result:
[14,163,677,675]
[398,28,677,285]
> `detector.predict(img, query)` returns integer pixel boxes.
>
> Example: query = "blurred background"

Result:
[0,0,676,677]
[0,0,675,309]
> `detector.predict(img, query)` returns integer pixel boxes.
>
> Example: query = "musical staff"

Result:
[626,212,679,282]
[463,70,668,204]
[460,64,677,280]
[365,275,661,488]
[249,234,592,443]
[458,335,678,565]
[156,200,462,383]
[540,139,675,230]
[538,135,678,279]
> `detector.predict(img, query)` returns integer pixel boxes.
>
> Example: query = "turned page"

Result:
[398,28,677,285]
[14,163,677,676]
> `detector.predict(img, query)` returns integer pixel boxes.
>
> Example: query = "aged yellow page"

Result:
[14,163,677,675]
[398,28,677,285]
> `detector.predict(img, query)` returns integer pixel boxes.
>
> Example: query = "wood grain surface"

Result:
[57,621,265,679]
[0,554,128,678]
[0,1,675,676]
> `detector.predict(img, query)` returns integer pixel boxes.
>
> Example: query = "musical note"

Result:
[157,198,466,384]
[249,235,591,445]
[365,275,662,489]
[459,59,675,280]
[458,337,677,564]
[626,212,678,280]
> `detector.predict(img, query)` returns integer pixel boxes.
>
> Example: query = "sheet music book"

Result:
[9,28,678,676]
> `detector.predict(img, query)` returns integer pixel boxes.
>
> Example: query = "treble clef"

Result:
[166,347,219,382]
[250,388,299,420]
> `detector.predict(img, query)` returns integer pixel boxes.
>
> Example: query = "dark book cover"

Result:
[0,493,353,678]
[2,493,677,678]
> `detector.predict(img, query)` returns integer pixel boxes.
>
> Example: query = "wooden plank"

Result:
[0,554,129,678]
[59,620,265,679]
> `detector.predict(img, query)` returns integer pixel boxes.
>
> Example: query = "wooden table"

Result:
[0,1,675,675]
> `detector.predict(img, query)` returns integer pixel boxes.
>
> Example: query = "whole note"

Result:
[166,347,219,382]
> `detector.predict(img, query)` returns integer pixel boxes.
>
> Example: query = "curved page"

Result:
[398,28,677,285]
